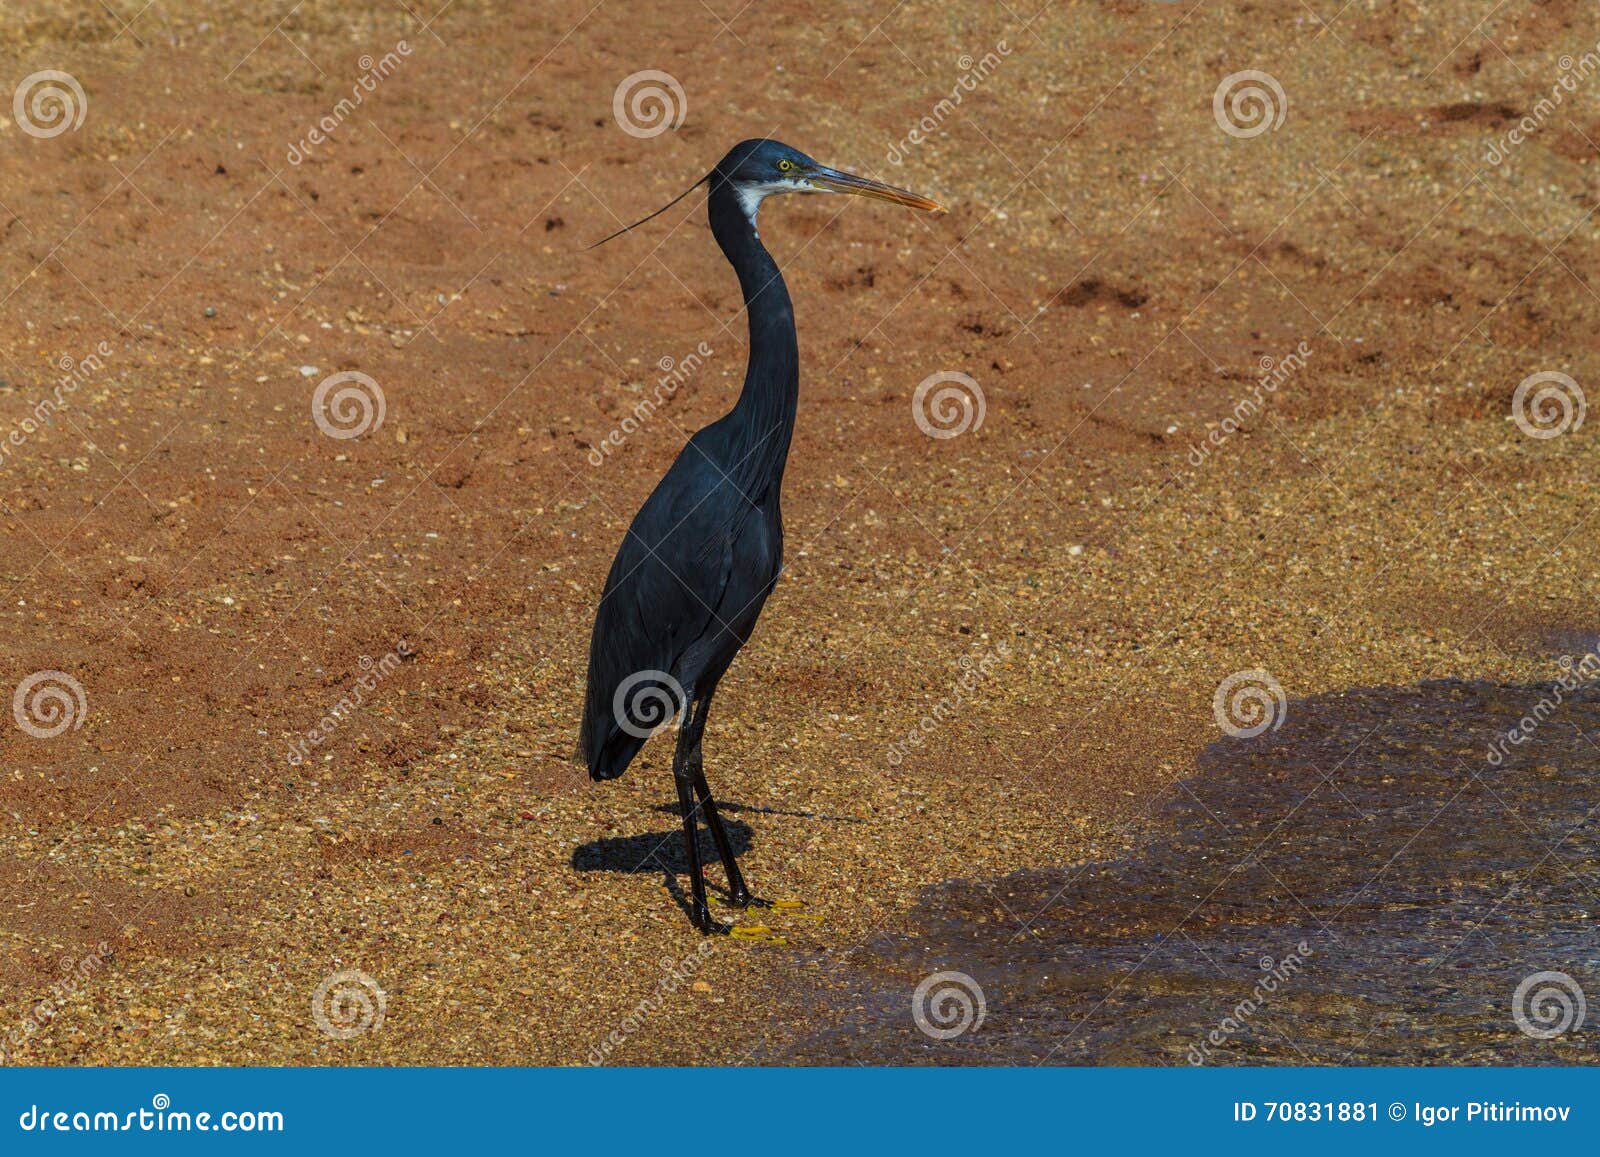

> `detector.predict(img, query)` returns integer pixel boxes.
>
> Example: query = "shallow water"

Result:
[782,679,1600,1064]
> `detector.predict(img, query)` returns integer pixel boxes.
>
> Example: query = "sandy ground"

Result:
[0,0,1597,1064]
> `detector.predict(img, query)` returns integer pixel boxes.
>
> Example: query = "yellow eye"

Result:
[778,159,793,171]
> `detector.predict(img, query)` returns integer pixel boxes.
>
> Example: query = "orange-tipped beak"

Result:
[808,166,946,213]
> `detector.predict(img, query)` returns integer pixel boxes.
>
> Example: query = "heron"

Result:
[578,138,943,933]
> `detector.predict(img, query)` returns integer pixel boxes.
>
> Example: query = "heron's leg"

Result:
[686,692,764,909]
[691,748,752,905]
[674,694,725,935]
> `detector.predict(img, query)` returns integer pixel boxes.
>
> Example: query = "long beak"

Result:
[808,166,945,213]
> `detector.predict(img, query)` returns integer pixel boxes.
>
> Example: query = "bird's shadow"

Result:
[571,813,757,923]
[571,799,861,923]
[570,816,755,875]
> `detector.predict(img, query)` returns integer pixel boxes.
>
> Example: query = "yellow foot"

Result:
[717,895,818,920]
[728,924,787,944]
[771,898,822,922]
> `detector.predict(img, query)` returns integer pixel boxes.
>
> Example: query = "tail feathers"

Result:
[578,718,647,781]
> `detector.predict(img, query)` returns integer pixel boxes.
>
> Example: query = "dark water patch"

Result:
[1535,626,1600,663]
[779,679,1600,1065]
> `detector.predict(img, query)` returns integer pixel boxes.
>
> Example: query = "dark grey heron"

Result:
[579,138,943,933]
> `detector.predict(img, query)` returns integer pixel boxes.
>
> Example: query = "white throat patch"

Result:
[735,179,816,235]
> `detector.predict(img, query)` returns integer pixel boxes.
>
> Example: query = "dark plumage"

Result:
[579,138,943,932]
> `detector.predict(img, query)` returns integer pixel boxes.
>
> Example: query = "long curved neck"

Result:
[708,179,798,494]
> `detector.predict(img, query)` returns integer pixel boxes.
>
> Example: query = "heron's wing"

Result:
[579,443,747,778]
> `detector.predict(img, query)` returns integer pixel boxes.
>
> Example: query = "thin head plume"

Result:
[586,172,711,250]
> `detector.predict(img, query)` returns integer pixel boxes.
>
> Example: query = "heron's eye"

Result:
[778,159,794,172]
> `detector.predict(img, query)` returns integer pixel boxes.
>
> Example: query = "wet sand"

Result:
[1,2,1599,1063]
[779,678,1600,1064]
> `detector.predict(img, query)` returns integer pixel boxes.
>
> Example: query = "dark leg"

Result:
[673,694,725,934]
[686,692,765,909]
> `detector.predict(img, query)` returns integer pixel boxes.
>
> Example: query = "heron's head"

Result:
[713,138,944,225]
